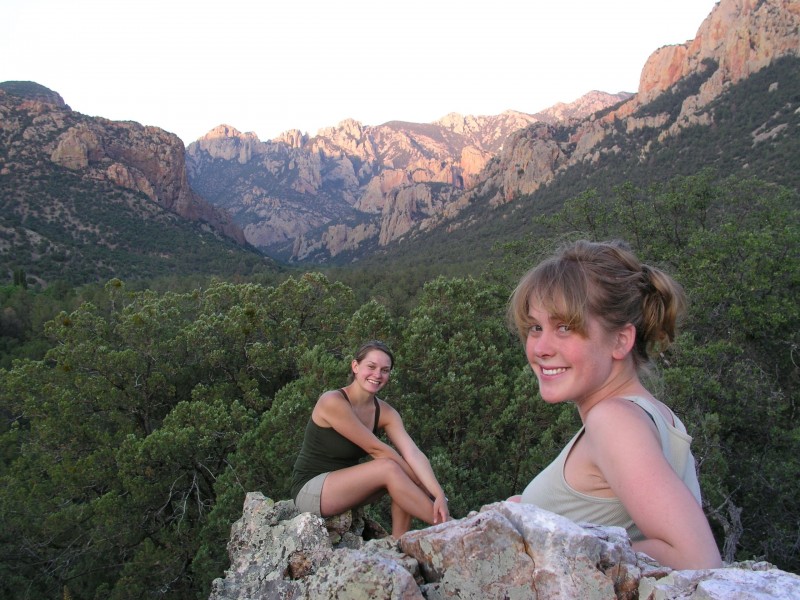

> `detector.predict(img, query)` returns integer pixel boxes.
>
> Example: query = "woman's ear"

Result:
[351,359,359,375]
[612,323,636,360]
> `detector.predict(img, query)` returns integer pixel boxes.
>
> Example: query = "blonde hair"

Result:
[508,240,686,372]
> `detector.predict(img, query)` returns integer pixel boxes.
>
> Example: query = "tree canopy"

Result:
[1,172,798,599]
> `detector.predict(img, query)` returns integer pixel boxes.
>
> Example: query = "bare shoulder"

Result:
[583,397,666,479]
[376,398,402,429]
[583,397,659,441]
[312,390,350,425]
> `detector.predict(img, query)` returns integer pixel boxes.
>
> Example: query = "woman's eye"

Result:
[557,324,571,333]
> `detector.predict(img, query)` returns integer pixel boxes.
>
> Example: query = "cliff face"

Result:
[209,492,800,600]
[638,0,800,104]
[0,87,245,245]
[468,0,800,211]
[187,0,799,263]
[186,93,628,261]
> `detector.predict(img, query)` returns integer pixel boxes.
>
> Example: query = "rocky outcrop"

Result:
[186,93,627,260]
[638,0,800,104]
[51,121,245,244]
[0,85,245,245]
[210,492,800,600]
[0,81,69,109]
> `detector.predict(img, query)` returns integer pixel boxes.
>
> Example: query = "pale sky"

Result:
[2,0,719,146]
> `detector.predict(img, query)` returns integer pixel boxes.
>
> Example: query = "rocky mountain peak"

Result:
[1,88,246,245]
[187,90,624,260]
[273,128,308,148]
[193,124,265,164]
[463,0,799,215]
[638,0,800,105]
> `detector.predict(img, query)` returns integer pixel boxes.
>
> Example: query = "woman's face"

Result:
[524,303,623,408]
[352,349,392,393]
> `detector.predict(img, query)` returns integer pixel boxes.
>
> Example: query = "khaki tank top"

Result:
[520,395,701,541]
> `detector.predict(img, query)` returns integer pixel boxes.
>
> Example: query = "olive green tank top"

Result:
[290,389,381,501]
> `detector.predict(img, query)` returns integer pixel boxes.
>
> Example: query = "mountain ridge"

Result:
[186,91,630,261]
[0,84,275,286]
[2,0,798,284]
[187,0,799,263]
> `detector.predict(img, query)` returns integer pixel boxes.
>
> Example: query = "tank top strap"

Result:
[340,388,380,435]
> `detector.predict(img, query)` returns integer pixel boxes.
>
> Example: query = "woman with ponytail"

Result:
[507,240,721,570]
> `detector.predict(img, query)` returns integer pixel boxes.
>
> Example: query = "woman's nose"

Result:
[529,331,554,357]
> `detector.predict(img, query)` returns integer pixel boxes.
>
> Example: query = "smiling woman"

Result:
[505,239,722,570]
[290,340,450,537]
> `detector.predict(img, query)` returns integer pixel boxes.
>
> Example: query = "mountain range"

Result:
[1,0,798,285]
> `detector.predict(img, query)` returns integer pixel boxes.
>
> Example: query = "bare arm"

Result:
[584,399,722,570]
[381,402,450,523]
[313,392,421,484]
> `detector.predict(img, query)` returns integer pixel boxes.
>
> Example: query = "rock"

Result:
[639,562,800,600]
[0,87,247,246]
[400,502,638,600]
[210,493,800,600]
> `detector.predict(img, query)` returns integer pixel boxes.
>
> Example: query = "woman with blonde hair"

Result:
[508,240,721,570]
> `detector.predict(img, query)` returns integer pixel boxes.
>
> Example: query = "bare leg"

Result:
[320,458,434,535]
[390,499,413,537]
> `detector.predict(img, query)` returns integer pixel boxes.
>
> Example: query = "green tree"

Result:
[0,273,361,598]
[390,276,521,517]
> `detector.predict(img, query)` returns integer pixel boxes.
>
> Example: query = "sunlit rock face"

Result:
[186,93,627,260]
[466,0,800,214]
[0,85,245,244]
[187,0,798,262]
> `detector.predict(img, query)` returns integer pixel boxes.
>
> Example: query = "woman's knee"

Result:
[372,458,407,483]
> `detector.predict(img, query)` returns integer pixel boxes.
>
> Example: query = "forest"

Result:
[1,171,798,599]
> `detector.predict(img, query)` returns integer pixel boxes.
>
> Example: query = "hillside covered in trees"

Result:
[1,172,798,598]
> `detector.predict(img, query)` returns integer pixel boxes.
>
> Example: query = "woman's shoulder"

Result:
[586,395,648,416]
[319,388,347,400]
[312,389,350,422]
[583,396,660,434]
[375,397,402,427]
[375,397,398,414]
[582,397,667,463]
[315,389,347,407]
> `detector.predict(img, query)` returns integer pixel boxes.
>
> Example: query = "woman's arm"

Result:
[584,399,722,570]
[313,391,421,483]
[381,402,449,523]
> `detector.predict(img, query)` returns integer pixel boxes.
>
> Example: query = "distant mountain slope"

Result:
[461,0,800,211]
[186,94,629,262]
[0,85,274,287]
[354,53,800,274]
[187,0,799,266]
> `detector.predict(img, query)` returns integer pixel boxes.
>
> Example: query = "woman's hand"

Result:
[433,494,450,524]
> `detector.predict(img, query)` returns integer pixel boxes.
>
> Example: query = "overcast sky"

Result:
[2,0,719,145]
